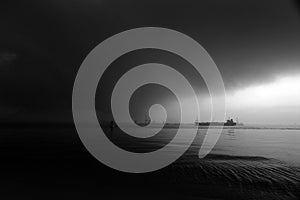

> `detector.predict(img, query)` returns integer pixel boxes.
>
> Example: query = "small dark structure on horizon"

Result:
[196,118,237,126]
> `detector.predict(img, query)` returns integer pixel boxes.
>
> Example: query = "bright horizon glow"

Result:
[223,74,300,124]
[166,74,300,124]
[130,74,300,125]
[226,75,300,109]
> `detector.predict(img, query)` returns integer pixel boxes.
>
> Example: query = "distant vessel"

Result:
[195,118,237,126]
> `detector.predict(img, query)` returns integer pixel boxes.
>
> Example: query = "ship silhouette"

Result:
[195,118,237,126]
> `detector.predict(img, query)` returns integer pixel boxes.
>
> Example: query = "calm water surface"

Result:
[138,127,300,166]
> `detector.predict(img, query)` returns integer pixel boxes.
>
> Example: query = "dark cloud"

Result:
[1,0,300,123]
[294,0,300,12]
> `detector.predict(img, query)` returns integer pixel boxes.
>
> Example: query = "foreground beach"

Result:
[0,126,299,199]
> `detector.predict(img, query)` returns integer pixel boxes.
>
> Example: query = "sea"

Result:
[0,124,300,199]
[115,124,300,199]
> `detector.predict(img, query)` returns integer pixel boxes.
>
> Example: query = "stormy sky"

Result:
[0,0,300,124]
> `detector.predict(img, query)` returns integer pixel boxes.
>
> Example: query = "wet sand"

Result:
[0,126,299,199]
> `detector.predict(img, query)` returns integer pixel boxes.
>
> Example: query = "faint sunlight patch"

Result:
[227,75,300,108]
